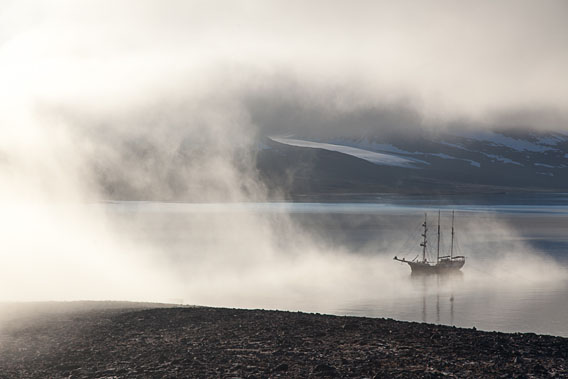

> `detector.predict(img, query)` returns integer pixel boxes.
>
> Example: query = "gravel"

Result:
[0,304,566,378]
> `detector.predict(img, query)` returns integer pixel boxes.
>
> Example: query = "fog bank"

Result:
[0,1,566,306]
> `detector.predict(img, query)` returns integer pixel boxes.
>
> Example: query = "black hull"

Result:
[394,257,465,275]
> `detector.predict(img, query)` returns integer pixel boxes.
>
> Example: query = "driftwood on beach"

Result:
[0,304,566,378]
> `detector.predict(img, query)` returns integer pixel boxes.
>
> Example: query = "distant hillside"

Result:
[257,129,568,197]
[91,127,567,200]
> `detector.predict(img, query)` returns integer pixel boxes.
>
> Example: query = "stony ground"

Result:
[0,304,566,378]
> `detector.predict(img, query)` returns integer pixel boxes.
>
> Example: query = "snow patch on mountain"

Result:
[440,141,523,166]
[429,153,455,159]
[439,141,467,150]
[537,135,566,146]
[344,140,416,155]
[483,154,523,166]
[270,137,425,168]
[426,153,479,167]
[453,131,559,152]
[534,163,560,169]
[468,160,481,168]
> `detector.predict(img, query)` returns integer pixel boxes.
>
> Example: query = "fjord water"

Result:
[107,193,568,337]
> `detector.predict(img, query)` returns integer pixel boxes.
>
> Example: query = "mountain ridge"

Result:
[257,128,568,197]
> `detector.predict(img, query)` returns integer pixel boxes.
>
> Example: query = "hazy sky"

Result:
[1,0,567,135]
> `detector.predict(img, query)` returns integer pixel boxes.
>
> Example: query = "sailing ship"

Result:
[393,211,465,274]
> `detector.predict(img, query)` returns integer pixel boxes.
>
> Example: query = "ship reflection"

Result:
[410,272,463,325]
[411,270,464,281]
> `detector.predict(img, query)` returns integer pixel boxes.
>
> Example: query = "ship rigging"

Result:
[394,211,465,274]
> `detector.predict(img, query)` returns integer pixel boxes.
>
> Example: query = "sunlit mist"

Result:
[0,1,567,338]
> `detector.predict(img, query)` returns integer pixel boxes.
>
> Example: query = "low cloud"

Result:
[0,1,566,306]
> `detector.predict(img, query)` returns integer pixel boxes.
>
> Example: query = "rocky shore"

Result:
[0,303,566,378]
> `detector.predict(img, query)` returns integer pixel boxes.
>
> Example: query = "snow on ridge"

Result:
[537,135,565,146]
[269,137,424,168]
[534,163,558,168]
[452,130,558,152]
[483,153,523,166]
[428,153,480,168]
[429,153,455,159]
[439,141,467,150]
[327,138,418,156]
[368,143,413,155]
[440,140,524,166]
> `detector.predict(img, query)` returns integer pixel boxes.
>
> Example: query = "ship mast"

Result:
[437,210,441,263]
[450,210,455,259]
[420,213,428,263]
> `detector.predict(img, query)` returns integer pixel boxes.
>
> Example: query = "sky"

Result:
[1,0,567,140]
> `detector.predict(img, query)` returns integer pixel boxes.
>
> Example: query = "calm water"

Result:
[107,193,568,337]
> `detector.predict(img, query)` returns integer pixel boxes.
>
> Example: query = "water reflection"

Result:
[410,271,464,281]
[410,272,463,325]
[450,294,454,325]
[335,270,568,337]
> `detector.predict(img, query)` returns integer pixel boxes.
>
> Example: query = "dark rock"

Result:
[273,363,288,372]
[313,363,339,377]
[0,305,566,378]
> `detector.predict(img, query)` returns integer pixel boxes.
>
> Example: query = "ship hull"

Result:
[406,258,465,274]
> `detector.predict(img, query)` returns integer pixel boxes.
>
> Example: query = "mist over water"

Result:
[0,1,567,336]
[74,200,568,336]
[1,177,567,335]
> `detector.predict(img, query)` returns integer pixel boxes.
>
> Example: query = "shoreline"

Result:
[0,303,566,377]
